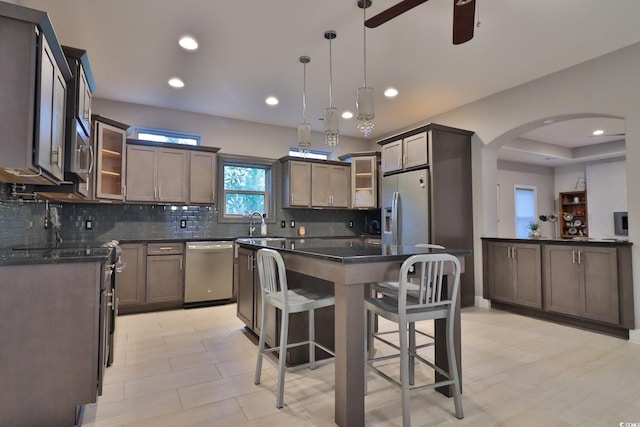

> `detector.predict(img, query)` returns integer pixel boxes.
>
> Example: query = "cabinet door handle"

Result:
[159,247,174,251]
[511,247,516,259]
[179,259,183,271]
[572,250,576,264]
[578,250,582,265]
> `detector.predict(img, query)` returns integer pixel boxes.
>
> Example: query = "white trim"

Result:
[629,329,640,344]
[475,296,491,309]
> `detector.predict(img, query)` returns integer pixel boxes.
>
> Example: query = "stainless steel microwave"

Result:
[65,118,93,182]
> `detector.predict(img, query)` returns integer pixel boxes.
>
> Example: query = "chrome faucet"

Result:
[249,212,263,237]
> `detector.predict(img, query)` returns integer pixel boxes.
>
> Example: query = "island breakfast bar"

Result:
[236,237,471,427]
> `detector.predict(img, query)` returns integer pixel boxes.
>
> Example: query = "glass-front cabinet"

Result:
[93,115,130,200]
[339,152,380,209]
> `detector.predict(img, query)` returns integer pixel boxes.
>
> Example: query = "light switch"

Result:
[85,220,92,230]
[180,219,187,228]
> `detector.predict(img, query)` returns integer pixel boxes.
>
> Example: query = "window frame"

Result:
[288,146,332,160]
[135,127,201,146]
[514,185,537,238]
[217,154,275,223]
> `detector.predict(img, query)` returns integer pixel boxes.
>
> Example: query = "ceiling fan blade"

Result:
[365,0,430,28]
[452,0,475,44]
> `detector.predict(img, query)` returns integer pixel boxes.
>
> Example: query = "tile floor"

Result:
[82,305,640,427]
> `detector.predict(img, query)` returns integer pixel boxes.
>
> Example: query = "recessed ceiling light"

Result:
[384,88,398,98]
[592,129,604,136]
[342,111,353,119]
[178,35,198,51]
[265,96,279,106]
[168,77,185,88]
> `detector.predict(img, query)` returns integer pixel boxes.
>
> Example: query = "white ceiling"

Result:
[15,0,640,164]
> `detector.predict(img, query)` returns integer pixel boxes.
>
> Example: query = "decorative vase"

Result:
[528,230,541,238]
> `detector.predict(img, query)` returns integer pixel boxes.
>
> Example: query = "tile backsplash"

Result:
[0,183,379,247]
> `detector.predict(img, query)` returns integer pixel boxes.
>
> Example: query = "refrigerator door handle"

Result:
[392,191,399,245]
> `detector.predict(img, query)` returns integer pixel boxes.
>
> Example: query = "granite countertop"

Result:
[235,237,471,264]
[481,236,632,246]
[0,245,112,266]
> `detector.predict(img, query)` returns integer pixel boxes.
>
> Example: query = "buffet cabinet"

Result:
[482,238,634,337]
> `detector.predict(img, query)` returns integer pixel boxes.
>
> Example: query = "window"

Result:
[218,155,273,221]
[514,186,536,238]
[288,146,331,160]
[136,127,200,146]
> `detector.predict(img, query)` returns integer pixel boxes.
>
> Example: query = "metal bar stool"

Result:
[254,248,335,409]
[365,253,463,427]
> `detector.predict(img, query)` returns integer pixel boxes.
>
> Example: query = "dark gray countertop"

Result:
[236,237,471,264]
[0,246,112,266]
[481,237,632,246]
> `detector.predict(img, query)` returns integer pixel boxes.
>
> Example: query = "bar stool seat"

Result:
[254,248,335,409]
[365,253,463,427]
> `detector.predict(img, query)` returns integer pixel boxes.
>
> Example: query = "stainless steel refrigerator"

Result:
[382,169,430,246]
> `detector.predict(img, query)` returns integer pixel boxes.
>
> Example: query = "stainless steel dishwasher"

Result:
[184,241,234,304]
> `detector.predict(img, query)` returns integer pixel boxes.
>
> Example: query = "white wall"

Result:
[92,99,375,159]
[496,160,555,238]
[585,157,628,239]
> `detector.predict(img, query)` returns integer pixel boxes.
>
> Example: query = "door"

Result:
[157,148,188,203]
[580,246,618,324]
[397,169,429,247]
[512,244,542,308]
[544,245,581,316]
[189,151,216,204]
[381,139,402,173]
[237,247,255,327]
[125,145,156,201]
[329,165,350,207]
[311,163,331,207]
[95,121,126,200]
[285,161,311,207]
[486,241,514,303]
[403,132,428,169]
[146,254,184,303]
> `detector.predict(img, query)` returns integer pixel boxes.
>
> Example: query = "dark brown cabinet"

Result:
[486,241,541,308]
[544,244,619,324]
[0,4,72,185]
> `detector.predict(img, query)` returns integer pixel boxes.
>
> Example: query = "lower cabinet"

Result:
[483,238,632,333]
[237,247,277,346]
[119,242,184,314]
[543,244,619,324]
[486,241,541,308]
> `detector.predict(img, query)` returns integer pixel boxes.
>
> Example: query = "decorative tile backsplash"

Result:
[0,183,379,247]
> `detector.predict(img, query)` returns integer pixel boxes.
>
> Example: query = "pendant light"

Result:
[356,0,374,137]
[297,56,312,154]
[323,30,339,147]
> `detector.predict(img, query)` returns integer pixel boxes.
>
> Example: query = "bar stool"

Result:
[368,244,445,359]
[254,248,336,409]
[365,253,463,427]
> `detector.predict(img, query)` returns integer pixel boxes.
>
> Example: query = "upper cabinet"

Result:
[0,4,72,185]
[380,132,428,173]
[339,152,380,209]
[125,143,189,203]
[62,46,95,139]
[280,157,350,209]
[559,190,589,239]
[125,139,219,205]
[93,115,130,201]
[189,151,217,204]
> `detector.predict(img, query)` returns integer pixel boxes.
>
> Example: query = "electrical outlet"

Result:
[290,220,296,228]
[348,220,354,228]
[85,219,93,230]
[281,220,286,228]
[180,219,187,228]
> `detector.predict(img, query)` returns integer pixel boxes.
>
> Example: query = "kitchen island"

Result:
[236,237,471,427]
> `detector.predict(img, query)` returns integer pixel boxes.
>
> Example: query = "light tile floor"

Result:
[82,305,640,427]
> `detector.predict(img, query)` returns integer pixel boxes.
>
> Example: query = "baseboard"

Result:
[474,296,491,309]
[629,329,640,344]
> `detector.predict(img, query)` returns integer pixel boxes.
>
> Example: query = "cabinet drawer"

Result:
[147,242,184,255]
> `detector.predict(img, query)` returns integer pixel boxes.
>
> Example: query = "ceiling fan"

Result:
[364,0,476,45]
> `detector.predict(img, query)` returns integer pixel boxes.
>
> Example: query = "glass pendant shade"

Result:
[356,86,375,136]
[297,122,312,153]
[324,107,339,147]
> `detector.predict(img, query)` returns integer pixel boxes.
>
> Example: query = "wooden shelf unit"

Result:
[559,190,588,239]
